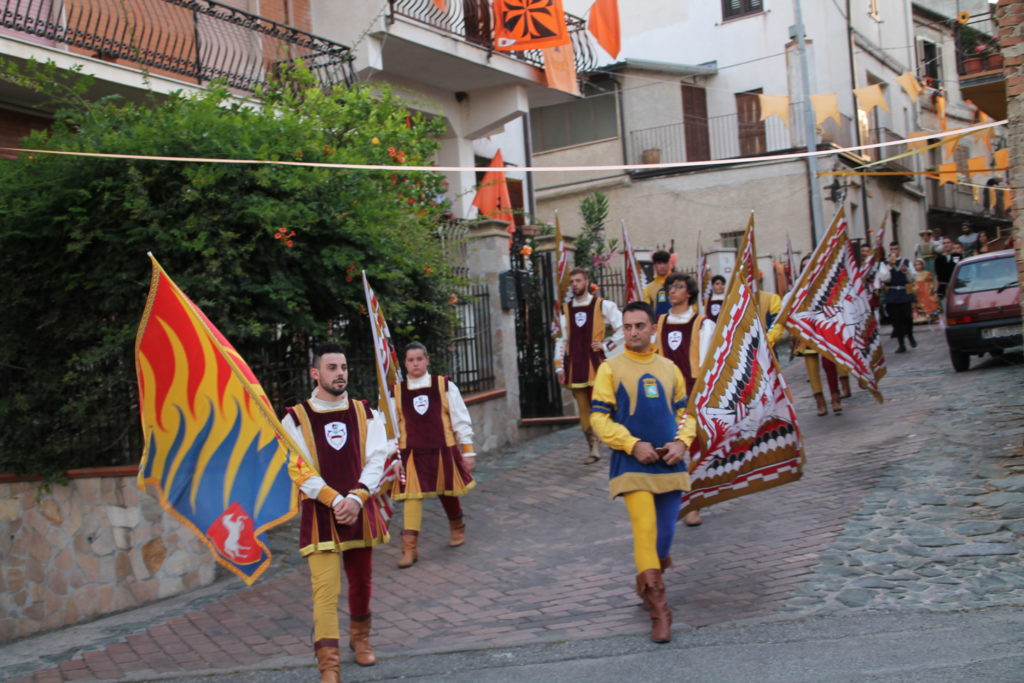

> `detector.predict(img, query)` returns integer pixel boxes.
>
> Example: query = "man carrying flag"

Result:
[643,250,673,315]
[282,343,391,680]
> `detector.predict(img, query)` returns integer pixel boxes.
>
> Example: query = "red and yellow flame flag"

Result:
[776,209,887,403]
[621,220,647,304]
[493,0,571,51]
[135,256,300,584]
[683,277,804,514]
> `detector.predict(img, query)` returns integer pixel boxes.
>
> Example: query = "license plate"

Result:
[981,325,1020,339]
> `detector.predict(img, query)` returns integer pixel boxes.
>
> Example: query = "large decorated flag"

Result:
[493,0,571,51]
[730,212,758,293]
[777,209,886,402]
[682,277,804,514]
[551,213,571,338]
[621,220,647,304]
[135,256,299,584]
[362,272,404,517]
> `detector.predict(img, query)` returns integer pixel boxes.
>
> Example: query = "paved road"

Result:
[2,325,1022,682]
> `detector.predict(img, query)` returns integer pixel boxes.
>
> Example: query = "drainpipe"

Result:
[793,0,826,245]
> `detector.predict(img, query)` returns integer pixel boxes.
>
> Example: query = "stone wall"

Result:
[996,0,1024,326]
[0,472,216,644]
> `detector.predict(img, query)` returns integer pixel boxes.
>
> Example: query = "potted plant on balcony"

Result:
[959,25,996,73]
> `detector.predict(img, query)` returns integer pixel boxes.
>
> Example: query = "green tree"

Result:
[0,62,457,476]
[574,191,618,276]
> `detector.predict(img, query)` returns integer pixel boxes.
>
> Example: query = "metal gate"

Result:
[511,249,562,418]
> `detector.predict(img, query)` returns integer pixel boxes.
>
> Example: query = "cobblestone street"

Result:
[2,325,1022,682]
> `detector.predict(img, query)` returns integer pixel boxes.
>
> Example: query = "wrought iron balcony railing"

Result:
[388,0,599,76]
[0,0,355,93]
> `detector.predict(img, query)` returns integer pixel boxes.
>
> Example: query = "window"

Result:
[918,39,942,88]
[530,81,618,152]
[722,0,763,20]
[720,230,744,249]
[736,89,765,156]
[681,84,710,162]
[953,256,1018,294]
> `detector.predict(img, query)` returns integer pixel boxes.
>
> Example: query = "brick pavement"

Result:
[7,325,1018,682]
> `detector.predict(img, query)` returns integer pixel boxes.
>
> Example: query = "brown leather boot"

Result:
[839,375,851,398]
[814,392,828,416]
[635,569,658,611]
[397,530,418,568]
[637,568,672,643]
[448,516,466,547]
[349,614,376,667]
[314,638,341,683]
[830,391,843,415]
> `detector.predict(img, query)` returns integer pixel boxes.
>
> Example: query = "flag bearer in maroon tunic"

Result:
[554,267,624,464]
[653,273,714,527]
[392,342,476,568]
[284,343,390,682]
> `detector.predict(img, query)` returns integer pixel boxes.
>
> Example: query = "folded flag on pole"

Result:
[776,209,887,402]
[471,149,516,232]
[135,255,299,584]
[551,214,571,338]
[362,272,403,516]
[683,275,804,514]
[621,220,647,304]
[730,212,759,293]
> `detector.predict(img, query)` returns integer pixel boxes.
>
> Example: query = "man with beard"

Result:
[555,267,624,464]
[591,301,696,644]
[284,343,390,682]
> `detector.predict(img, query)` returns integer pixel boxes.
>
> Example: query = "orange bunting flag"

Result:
[432,0,446,11]
[135,256,299,585]
[894,72,923,100]
[472,150,516,231]
[542,42,580,95]
[938,162,958,185]
[905,130,930,151]
[853,84,889,115]
[809,93,841,127]
[588,0,620,58]
[993,147,1009,171]
[493,0,571,52]
[935,94,947,131]
[758,94,791,124]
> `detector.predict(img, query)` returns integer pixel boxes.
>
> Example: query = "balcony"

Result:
[629,105,813,167]
[955,29,1006,119]
[387,0,598,82]
[0,0,355,93]
[927,178,1011,220]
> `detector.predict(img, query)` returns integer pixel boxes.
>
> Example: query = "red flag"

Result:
[588,0,620,58]
[493,0,571,51]
[471,150,516,231]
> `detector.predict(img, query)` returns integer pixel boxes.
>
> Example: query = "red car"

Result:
[944,249,1022,372]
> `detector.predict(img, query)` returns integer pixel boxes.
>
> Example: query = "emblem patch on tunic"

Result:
[324,421,348,450]
[710,302,722,316]
[413,394,430,415]
[657,290,666,302]
[667,330,683,351]
[643,377,660,398]
[574,311,588,327]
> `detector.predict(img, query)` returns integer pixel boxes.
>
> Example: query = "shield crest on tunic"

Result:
[574,311,588,327]
[324,421,347,450]
[413,395,430,415]
[710,302,722,317]
[667,330,683,351]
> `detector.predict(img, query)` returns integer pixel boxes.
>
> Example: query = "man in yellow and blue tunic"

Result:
[590,301,696,644]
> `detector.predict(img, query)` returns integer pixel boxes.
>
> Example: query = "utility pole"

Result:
[792,0,826,245]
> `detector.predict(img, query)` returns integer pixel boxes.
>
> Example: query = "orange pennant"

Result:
[494,0,571,52]
[935,94,947,131]
[993,147,1009,171]
[588,0,620,59]
[472,150,516,231]
[938,162,958,185]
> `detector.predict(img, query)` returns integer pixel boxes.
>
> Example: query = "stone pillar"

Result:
[996,0,1024,332]
[465,220,521,451]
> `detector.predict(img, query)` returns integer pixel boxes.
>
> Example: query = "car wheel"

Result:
[950,349,970,372]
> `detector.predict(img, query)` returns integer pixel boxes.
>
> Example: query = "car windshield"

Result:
[953,257,1018,294]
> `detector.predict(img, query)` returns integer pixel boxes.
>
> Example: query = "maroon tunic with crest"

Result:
[563,297,606,387]
[659,318,697,394]
[285,399,389,555]
[393,375,475,500]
